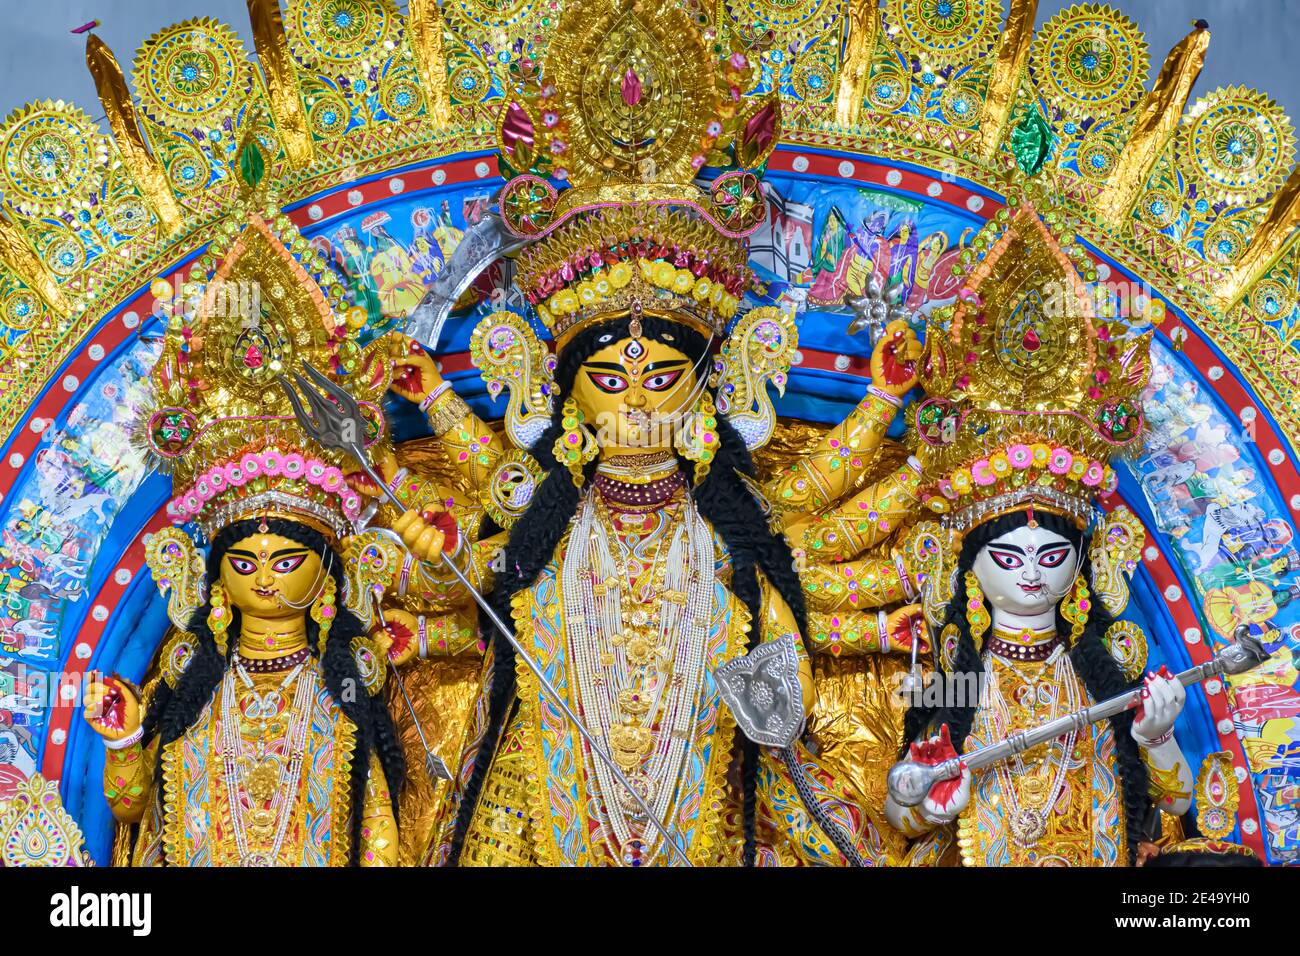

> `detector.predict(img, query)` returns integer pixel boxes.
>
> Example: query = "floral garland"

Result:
[166,447,363,524]
[533,257,744,328]
[923,441,1117,516]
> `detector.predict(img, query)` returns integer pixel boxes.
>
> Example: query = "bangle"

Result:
[104,726,143,751]
[1133,727,1175,748]
[398,554,413,597]
[877,610,890,653]
[387,467,410,503]
[426,388,471,436]
[417,615,429,660]
[420,381,452,412]
[867,384,903,407]
[894,552,918,601]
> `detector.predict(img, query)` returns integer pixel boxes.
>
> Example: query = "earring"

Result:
[674,392,720,484]
[208,581,230,655]
[964,571,990,649]
[311,575,338,644]
[552,397,599,487]
[1061,574,1091,645]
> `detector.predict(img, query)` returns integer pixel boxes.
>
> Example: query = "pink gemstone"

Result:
[1022,328,1041,352]
[243,344,264,369]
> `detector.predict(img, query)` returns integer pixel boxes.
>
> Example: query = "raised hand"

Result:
[83,676,141,743]
[884,603,930,654]
[388,333,443,405]
[1131,667,1186,747]
[371,607,420,666]
[910,724,971,824]
[392,507,457,563]
[869,320,923,397]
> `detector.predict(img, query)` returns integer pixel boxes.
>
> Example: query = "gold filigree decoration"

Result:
[1175,86,1296,206]
[0,100,109,217]
[886,0,998,69]
[0,774,92,867]
[1102,620,1147,682]
[1090,504,1144,616]
[146,527,208,631]
[1029,4,1148,119]
[132,19,251,131]
[716,305,798,451]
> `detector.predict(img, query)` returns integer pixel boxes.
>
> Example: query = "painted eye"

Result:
[643,369,683,392]
[1038,548,1071,568]
[988,550,1023,570]
[587,372,628,393]
[272,554,307,574]
[227,557,257,575]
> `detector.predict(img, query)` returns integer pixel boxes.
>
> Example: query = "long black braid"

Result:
[140,517,405,865]
[900,509,1149,864]
[447,314,806,866]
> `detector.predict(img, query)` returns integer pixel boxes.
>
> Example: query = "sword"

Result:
[886,632,1269,807]
[279,364,694,865]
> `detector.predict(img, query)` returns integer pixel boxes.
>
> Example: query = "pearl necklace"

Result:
[983,647,1080,849]
[219,655,317,866]
[562,486,714,865]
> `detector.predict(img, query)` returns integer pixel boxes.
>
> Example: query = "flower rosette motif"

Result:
[914,397,963,446]
[288,0,396,66]
[1029,4,1148,119]
[0,100,109,217]
[1095,396,1141,443]
[132,19,249,131]
[500,174,558,237]
[710,170,765,236]
[886,0,998,69]
[1175,86,1296,205]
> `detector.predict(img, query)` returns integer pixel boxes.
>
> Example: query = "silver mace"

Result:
[886,632,1269,807]
[279,363,694,866]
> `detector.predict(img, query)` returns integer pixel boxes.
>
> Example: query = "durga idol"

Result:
[363,0,929,867]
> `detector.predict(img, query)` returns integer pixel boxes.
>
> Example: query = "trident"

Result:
[278,363,693,866]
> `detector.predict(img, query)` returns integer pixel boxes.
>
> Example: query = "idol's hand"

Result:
[1131,667,1186,747]
[869,320,923,397]
[885,604,930,655]
[345,446,402,496]
[392,507,457,563]
[910,724,971,824]
[388,333,443,404]
[83,676,141,742]
[371,608,420,666]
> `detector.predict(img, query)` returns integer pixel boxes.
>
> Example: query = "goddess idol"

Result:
[346,0,932,867]
[79,201,448,866]
[884,203,1195,866]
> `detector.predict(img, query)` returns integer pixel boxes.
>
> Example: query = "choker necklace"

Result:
[593,468,685,509]
[987,631,1063,662]
[236,647,312,673]
[600,449,677,473]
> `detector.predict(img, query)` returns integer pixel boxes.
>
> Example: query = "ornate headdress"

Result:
[912,199,1151,533]
[143,203,392,542]
[491,0,781,348]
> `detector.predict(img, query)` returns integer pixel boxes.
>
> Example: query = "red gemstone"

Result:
[1022,327,1041,352]
[243,344,264,369]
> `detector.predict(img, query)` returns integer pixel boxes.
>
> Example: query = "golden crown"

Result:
[144,203,393,540]
[494,0,781,345]
[912,199,1152,532]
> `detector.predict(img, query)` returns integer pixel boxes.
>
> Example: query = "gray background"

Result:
[0,0,1297,136]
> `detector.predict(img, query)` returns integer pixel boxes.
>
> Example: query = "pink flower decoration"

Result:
[342,493,361,518]
[283,453,305,478]
[184,493,200,512]
[729,52,749,71]
[306,461,327,485]
[208,468,227,492]
[1007,444,1033,469]
[226,464,246,487]
[322,467,344,492]
[938,478,957,500]
[240,453,260,477]
[1048,448,1073,475]
[195,477,213,501]
[972,460,996,486]
[1082,461,1104,487]
[262,451,283,476]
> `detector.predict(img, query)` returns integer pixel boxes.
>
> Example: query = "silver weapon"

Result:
[716,636,869,866]
[279,364,694,866]
[404,210,528,350]
[886,633,1269,807]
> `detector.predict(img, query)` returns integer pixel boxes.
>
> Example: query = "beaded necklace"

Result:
[562,484,714,865]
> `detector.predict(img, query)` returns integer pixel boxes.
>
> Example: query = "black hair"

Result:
[140,517,405,865]
[447,313,806,866]
[901,509,1150,864]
